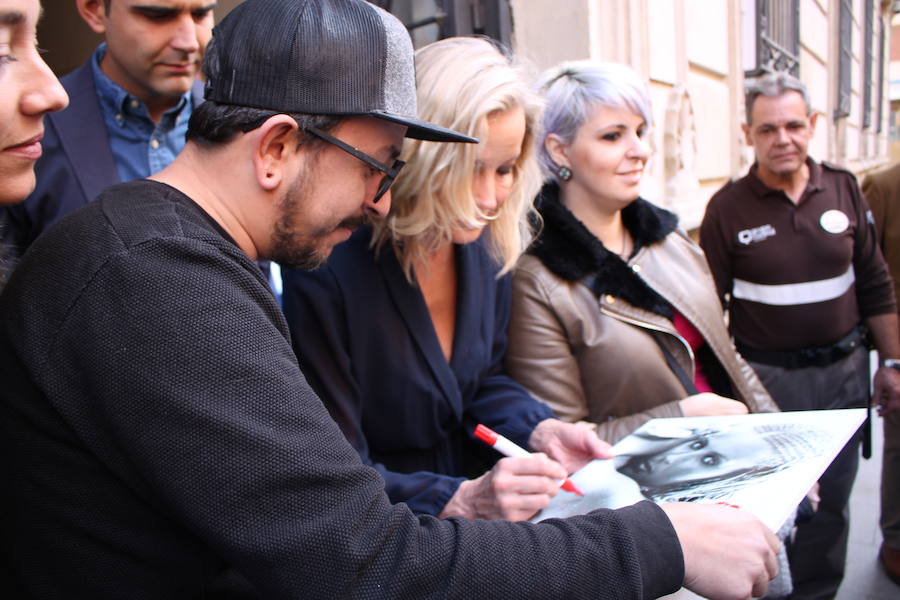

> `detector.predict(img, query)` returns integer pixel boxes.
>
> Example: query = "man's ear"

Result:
[76,0,108,35]
[544,134,570,170]
[808,111,819,135]
[252,115,302,192]
[741,123,752,147]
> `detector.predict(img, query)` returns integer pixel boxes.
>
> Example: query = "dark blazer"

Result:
[281,227,554,516]
[0,60,204,256]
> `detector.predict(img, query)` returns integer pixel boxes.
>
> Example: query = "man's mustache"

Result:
[336,215,372,231]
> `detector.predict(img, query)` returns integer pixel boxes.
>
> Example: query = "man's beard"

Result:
[269,171,370,270]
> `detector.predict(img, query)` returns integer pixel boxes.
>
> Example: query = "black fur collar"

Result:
[529,182,679,318]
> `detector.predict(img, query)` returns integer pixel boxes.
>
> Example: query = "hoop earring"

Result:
[557,165,573,181]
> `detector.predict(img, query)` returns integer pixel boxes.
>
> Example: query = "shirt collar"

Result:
[745,156,823,198]
[91,43,193,123]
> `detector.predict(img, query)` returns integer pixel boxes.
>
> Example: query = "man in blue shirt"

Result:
[0,0,213,256]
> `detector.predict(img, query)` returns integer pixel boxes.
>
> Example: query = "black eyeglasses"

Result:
[305,126,405,204]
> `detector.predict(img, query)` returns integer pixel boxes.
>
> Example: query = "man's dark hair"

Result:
[186,102,342,147]
[103,0,111,14]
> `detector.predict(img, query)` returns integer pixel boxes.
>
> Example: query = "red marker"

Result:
[474,424,584,496]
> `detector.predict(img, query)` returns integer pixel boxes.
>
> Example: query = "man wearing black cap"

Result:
[0,1,779,598]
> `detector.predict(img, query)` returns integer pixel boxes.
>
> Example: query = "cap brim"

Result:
[369,110,478,143]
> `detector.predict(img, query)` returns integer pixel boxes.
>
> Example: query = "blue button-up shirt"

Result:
[91,44,193,183]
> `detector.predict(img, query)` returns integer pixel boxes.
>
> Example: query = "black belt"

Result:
[736,325,867,370]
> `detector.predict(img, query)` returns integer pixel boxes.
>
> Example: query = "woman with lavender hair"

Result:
[507,60,778,444]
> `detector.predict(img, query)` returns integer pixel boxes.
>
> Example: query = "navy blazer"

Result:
[282,228,553,515]
[1,60,204,256]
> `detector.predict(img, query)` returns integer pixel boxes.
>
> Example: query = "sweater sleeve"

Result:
[21,236,684,599]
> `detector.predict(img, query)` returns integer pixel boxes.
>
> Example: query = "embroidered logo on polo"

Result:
[737,224,776,245]
[820,209,849,234]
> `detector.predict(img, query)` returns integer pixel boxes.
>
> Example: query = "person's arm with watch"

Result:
[867,312,900,416]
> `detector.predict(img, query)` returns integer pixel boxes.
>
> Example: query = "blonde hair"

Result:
[372,36,543,280]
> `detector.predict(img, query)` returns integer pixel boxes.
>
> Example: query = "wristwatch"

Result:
[883,358,900,372]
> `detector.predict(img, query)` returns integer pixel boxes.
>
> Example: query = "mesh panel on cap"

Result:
[288,0,387,113]
[206,0,387,115]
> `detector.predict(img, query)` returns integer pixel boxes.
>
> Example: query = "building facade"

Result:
[510,0,894,229]
[40,1,894,229]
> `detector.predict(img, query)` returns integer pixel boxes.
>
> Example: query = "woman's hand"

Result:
[528,418,614,473]
[679,392,749,417]
[439,419,613,520]
[438,454,567,520]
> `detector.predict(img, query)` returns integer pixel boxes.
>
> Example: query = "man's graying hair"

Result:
[745,71,812,125]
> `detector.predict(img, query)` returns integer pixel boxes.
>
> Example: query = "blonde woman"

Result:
[506,61,778,445]
[282,38,609,521]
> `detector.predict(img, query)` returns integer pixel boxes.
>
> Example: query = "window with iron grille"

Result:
[746,0,800,78]
[835,0,852,119]
[374,0,512,49]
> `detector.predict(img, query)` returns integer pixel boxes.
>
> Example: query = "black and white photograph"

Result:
[534,409,867,532]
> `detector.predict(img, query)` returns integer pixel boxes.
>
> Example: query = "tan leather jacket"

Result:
[506,193,777,444]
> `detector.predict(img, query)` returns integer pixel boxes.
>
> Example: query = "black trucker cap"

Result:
[203,0,477,144]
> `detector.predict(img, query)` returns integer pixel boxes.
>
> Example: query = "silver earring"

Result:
[557,165,572,181]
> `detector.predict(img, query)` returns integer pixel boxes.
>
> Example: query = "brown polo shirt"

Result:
[699,158,895,351]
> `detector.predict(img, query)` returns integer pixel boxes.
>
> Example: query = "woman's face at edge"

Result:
[0,0,68,204]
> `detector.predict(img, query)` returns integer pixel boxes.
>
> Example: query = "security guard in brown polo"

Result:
[701,71,900,599]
